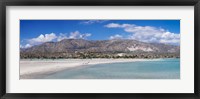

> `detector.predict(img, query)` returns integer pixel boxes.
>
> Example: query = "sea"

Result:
[44,58,180,79]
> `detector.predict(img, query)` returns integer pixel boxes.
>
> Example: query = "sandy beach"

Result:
[20,58,160,79]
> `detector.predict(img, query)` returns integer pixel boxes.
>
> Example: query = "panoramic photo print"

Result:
[20,20,180,79]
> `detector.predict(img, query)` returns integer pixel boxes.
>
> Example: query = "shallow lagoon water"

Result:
[44,58,180,79]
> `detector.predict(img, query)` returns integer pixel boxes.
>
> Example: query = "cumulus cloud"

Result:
[20,44,32,49]
[69,31,91,39]
[109,34,123,40]
[81,20,108,25]
[21,31,92,48]
[57,33,68,42]
[105,23,180,45]
[28,33,57,45]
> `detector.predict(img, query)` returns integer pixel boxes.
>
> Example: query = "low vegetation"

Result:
[20,51,179,59]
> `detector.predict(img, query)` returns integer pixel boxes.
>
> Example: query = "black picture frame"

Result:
[0,0,200,99]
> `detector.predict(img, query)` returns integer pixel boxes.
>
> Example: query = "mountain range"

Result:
[20,39,180,59]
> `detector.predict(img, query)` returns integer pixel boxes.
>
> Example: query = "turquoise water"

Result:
[44,58,180,79]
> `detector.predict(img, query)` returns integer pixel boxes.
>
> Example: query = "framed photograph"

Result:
[1,0,200,99]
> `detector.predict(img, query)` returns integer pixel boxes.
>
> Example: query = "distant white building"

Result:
[117,53,125,56]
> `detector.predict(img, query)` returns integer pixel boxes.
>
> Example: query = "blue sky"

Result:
[20,20,180,48]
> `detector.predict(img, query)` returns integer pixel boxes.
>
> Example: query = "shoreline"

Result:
[20,58,172,79]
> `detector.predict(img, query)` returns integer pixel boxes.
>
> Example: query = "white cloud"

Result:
[20,44,32,49]
[105,23,180,45]
[69,31,91,39]
[105,23,134,28]
[57,31,91,41]
[57,33,68,42]
[23,33,57,49]
[22,31,92,48]
[28,33,57,45]
[69,31,80,39]
[28,31,91,45]
[109,34,123,40]
[81,20,107,25]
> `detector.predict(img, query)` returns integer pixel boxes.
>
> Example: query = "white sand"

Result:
[20,58,159,79]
